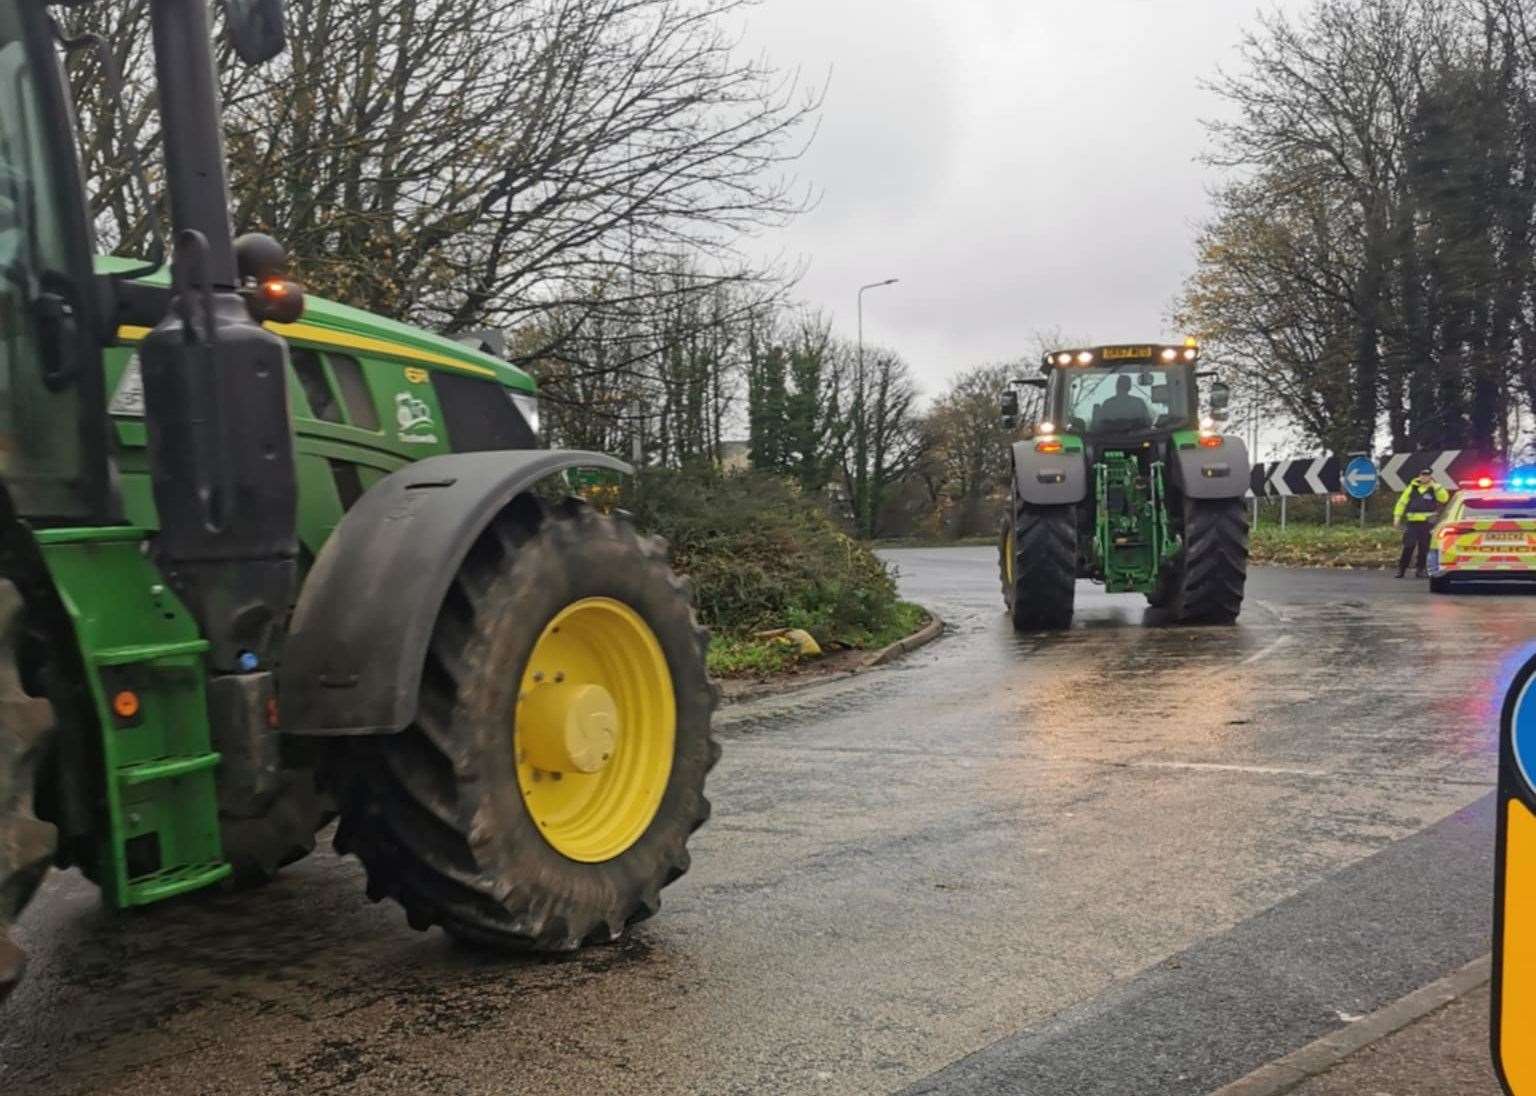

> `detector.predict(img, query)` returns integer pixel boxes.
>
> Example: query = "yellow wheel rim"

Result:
[1005,529,1015,585]
[514,597,676,863]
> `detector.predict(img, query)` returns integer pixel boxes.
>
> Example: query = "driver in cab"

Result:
[1093,374,1152,432]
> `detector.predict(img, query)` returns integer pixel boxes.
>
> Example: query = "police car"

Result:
[1426,471,1536,593]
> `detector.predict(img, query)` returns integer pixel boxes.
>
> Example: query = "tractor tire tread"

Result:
[0,580,56,999]
[1001,503,1077,630]
[1174,499,1249,624]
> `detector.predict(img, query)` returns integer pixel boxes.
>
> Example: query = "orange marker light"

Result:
[1198,434,1224,448]
[262,279,289,299]
[1036,439,1064,454]
[112,690,141,719]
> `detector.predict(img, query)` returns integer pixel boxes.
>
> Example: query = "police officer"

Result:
[1393,468,1450,578]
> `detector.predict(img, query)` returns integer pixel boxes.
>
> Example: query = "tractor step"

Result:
[34,527,230,907]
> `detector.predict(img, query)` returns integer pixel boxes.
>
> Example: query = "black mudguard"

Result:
[1170,436,1251,501]
[279,450,630,736]
[1011,440,1089,506]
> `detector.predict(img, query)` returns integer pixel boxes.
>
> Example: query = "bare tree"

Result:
[63,0,819,353]
[1199,0,1429,451]
[926,363,1014,538]
[531,253,784,463]
[839,345,923,538]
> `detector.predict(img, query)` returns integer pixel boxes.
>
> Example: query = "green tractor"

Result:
[0,0,716,997]
[997,342,1251,629]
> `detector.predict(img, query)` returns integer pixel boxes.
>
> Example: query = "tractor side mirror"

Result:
[1000,388,1020,429]
[1209,380,1232,412]
[225,0,286,65]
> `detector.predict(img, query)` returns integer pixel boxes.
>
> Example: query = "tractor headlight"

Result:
[510,390,540,438]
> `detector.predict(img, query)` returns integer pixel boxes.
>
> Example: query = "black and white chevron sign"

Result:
[1246,451,1495,498]
[1246,456,1339,497]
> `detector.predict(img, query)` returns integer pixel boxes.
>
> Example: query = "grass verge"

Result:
[1249,524,1400,568]
[875,535,995,549]
[704,601,928,678]
[877,522,1406,571]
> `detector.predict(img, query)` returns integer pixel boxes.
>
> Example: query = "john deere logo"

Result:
[403,366,429,384]
[394,391,438,444]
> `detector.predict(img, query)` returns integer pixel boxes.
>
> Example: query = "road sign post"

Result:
[1495,652,1536,1094]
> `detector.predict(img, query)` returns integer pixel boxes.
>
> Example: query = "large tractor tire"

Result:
[0,581,56,1000]
[1000,499,1077,631]
[1154,498,1250,624]
[326,497,718,951]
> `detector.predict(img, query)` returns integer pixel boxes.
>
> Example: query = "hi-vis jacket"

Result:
[1395,481,1450,523]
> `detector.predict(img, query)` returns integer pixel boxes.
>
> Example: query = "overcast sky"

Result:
[740,0,1305,395]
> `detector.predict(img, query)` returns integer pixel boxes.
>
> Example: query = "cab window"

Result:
[329,354,379,430]
[289,347,380,431]
[291,347,340,423]
[0,8,109,519]
[1063,367,1190,434]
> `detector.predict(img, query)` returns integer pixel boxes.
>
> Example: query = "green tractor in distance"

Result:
[0,0,716,998]
[997,342,1251,629]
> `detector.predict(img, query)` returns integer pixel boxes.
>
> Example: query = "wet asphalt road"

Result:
[4,550,1535,1095]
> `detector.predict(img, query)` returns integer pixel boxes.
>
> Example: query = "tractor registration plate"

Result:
[1103,346,1153,361]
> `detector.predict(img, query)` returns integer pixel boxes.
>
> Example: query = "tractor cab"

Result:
[1009,343,1229,444]
[1051,356,1192,439]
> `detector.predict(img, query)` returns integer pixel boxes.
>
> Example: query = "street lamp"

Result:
[857,278,900,381]
[853,278,898,535]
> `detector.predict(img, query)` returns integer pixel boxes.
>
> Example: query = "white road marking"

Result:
[1238,637,1291,666]
[1129,760,1329,777]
